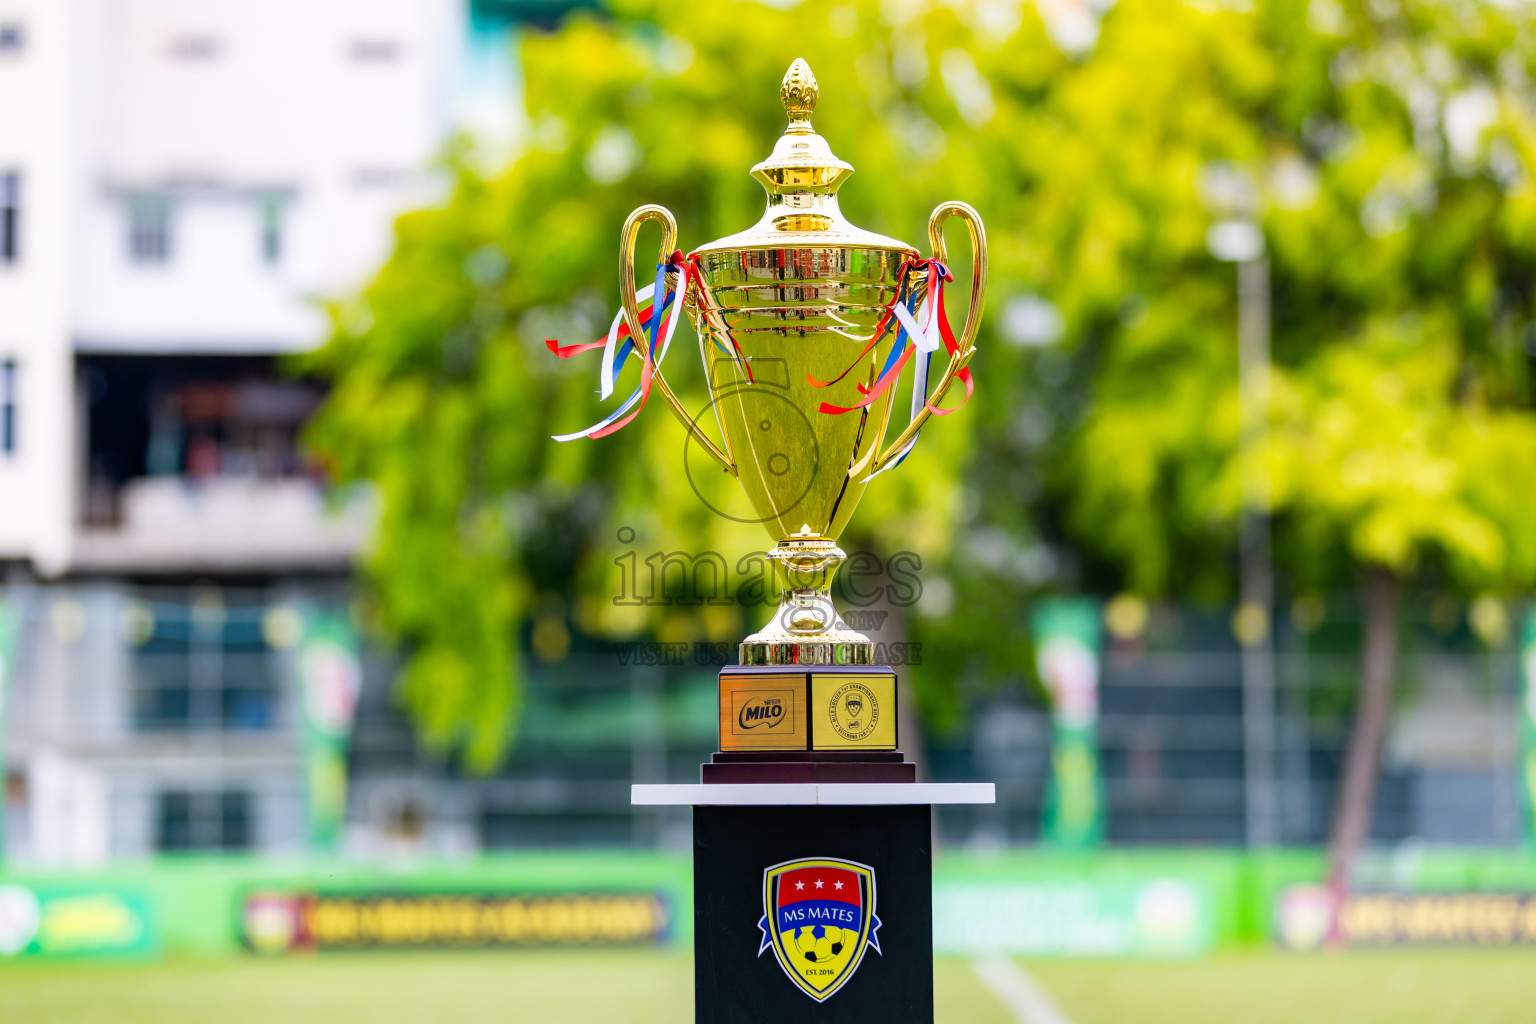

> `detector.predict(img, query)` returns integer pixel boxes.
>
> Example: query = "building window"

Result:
[1,360,15,454]
[131,591,280,732]
[1,172,18,263]
[0,23,23,54]
[129,195,172,263]
[132,601,282,727]
[259,198,282,265]
[156,789,252,852]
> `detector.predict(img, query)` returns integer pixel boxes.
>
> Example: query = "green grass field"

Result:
[2,949,1533,1023]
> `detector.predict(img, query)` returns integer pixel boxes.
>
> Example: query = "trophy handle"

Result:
[619,204,736,474]
[866,201,988,474]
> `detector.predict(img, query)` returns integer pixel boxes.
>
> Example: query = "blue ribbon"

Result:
[602,265,677,392]
[645,261,669,359]
[553,264,682,442]
[874,269,919,382]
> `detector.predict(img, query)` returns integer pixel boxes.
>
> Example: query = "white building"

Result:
[1,0,467,578]
[0,0,475,863]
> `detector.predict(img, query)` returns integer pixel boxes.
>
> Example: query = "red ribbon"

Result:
[546,332,621,359]
[684,251,754,384]
[815,260,973,418]
[807,259,917,391]
[920,265,972,417]
[583,251,688,439]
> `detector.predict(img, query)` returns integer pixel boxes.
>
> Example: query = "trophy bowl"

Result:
[595,58,987,667]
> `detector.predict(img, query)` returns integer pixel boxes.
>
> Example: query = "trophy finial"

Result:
[750,57,851,195]
[781,58,818,123]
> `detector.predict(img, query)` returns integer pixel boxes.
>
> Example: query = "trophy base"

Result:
[702,751,915,784]
[716,664,898,752]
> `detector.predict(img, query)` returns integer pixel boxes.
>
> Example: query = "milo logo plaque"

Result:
[719,674,807,751]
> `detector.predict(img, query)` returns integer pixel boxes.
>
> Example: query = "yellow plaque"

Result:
[719,673,808,751]
[810,673,897,751]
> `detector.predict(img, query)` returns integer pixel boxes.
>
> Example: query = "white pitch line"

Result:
[971,956,1075,1024]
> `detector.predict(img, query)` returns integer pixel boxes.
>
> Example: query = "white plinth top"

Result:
[630,782,995,807]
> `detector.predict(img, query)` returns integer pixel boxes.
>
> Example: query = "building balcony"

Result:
[73,476,372,573]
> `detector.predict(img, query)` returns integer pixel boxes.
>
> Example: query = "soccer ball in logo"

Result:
[790,924,846,962]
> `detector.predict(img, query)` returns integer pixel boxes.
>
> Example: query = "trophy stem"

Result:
[738,530,873,666]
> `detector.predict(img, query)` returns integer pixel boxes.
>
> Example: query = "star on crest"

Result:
[834,880,844,890]
[815,879,824,889]
[795,881,804,890]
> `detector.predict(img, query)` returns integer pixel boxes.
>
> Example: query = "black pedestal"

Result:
[693,804,934,1024]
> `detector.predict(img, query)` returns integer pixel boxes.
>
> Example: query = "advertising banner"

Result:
[1275,885,1536,950]
[1521,609,1536,846]
[1032,598,1105,848]
[933,877,1213,958]
[240,890,670,953]
[0,884,158,960]
[294,609,363,851]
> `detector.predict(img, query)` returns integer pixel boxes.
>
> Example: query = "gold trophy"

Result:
[575,59,986,769]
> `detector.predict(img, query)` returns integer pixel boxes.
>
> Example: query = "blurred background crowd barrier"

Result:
[0,582,1530,958]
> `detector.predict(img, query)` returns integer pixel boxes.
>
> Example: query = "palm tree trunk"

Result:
[1325,566,1401,940]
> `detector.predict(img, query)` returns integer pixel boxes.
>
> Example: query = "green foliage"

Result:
[1031,0,1536,598]
[1247,319,1536,586]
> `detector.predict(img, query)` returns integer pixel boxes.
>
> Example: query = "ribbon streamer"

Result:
[816,261,950,416]
[549,252,970,471]
[682,253,754,383]
[550,258,685,442]
[544,289,662,399]
[820,259,973,481]
[807,260,916,391]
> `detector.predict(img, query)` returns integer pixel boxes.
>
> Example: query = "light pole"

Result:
[1204,164,1279,848]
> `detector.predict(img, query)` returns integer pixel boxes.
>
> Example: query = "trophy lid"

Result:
[749,58,854,196]
[692,58,915,256]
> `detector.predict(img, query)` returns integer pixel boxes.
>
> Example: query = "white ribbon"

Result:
[598,282,657,400]
[891,297,943,355]
[552,277,683,443]
[860,276,945,482]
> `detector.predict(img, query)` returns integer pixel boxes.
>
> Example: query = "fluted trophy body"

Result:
[689,242,913,544]
[617,59,987,666]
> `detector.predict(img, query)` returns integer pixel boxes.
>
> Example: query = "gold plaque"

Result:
[811,673,897,751]
[719,672,808,751]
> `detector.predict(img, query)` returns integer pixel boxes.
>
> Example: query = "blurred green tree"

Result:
[300,0,1051,769]
[1027,0,1536,893]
